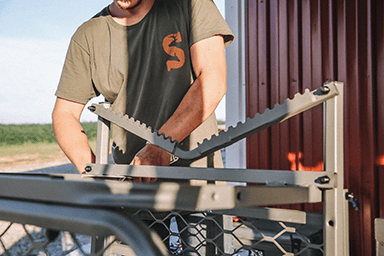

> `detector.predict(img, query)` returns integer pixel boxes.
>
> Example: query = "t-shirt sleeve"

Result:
[190,0,234,48]
[55,31,98,104]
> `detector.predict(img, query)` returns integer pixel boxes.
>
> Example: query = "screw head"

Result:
[85,166,92,172]
[315,176,330,184]
[321,85,330,94]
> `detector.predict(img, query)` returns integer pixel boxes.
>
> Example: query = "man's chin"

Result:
[115,0,143,11]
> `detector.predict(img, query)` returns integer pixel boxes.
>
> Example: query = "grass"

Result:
[0,120,224,167]
[0,123,97,146]
[0,123,97,168]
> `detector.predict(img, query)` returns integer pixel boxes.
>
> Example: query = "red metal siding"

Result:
[245,0,383,255]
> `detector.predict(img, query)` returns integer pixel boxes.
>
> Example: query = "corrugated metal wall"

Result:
[245,0,383,255]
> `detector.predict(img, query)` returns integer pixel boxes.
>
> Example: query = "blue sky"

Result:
[0,0,226,124]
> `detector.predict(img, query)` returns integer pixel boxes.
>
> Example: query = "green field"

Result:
[0,123,97,147]
[0,123,98,167]
[0,121,225,167]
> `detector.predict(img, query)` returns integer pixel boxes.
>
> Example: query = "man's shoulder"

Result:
[71,6,110,43]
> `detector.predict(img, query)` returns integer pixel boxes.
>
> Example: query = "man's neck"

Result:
[109,0,155,26]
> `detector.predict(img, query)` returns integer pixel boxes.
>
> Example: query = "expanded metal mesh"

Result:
[0,209,323,256]
[0,221,95,256]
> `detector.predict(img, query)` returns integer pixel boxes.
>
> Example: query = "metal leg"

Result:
[96,102,111,165]
[92,102,111,255]
[376,218,384,256]
[323,82,349,256]
[91,236,105,255]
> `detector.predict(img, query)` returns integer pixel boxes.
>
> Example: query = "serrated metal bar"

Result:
[174,82,340,160]
[89,83,339,161]
[89,104,178,154]
[85,164,336,188]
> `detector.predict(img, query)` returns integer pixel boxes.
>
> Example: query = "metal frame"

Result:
[0,82,349,255]
[323,83,349,255]
[85,82,349,255]
[0,196,168,256]
[376,218,384,256]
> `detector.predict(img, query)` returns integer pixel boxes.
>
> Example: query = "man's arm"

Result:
[130,35,227,173]
[52,97,95,173]
[159,35,227,141]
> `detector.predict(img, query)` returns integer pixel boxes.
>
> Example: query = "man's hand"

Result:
[129,143,171,182]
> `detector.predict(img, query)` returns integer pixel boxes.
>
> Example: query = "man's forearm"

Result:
[52,108,95,173]
[158,35,227,143]
[158,72,225,143]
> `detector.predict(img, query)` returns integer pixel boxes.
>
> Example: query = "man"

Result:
[52,0,233,179]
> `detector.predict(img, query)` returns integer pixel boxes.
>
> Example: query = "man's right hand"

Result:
[129,143,171,183]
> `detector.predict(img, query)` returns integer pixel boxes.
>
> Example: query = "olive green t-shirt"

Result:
[55,0,234,167]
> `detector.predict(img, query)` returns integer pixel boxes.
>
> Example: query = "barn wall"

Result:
[245,0,383,254]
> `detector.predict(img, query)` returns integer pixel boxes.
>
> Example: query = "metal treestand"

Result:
[0,82,349,256]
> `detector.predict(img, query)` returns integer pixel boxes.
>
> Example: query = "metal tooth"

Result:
[236,120,243,128]
[253,112,261,119]
[263,107,272,115]
[166,137,175,143]
[227,125,235,131]
[159,133,173,143]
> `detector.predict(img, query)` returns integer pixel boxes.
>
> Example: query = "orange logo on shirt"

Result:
[163,32,185,71]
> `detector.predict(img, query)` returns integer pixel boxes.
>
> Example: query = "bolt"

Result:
[211,193,219,201]
[321,85,330,94]
[315,176,330,184]
[88,105,96,112]
[85,166,92,173]
[345,192,354,200]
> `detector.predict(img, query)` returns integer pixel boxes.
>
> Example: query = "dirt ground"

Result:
[0,141,98,169]
[0,151,69,168]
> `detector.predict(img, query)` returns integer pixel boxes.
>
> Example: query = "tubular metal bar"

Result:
[85,164,336,188]
[0,173,321,211]
[96,102,111,165]
[94,102,111,255]
[376,218,384,256]
[322,82,349,256]
[0,198,168,256]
